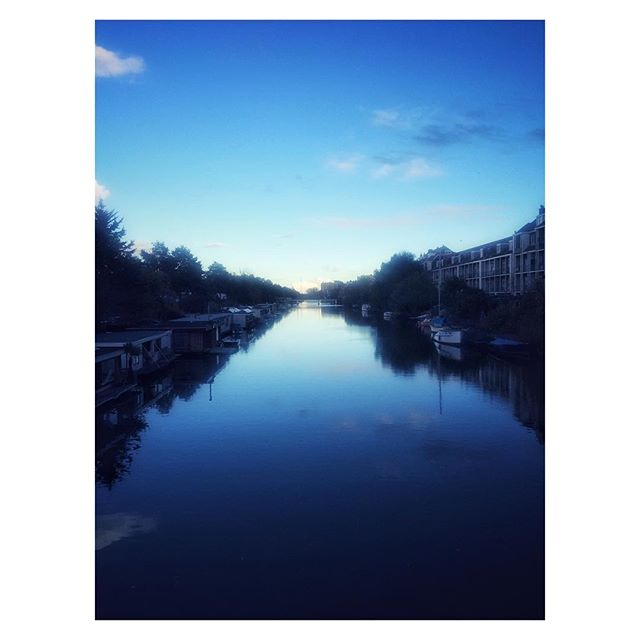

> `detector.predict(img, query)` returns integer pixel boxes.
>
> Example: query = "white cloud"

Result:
[372,163,395,179]
[95,180,110,203]
[205,242,226,248]
[371,157,442,181]
[96,45,144,78]
[372,109,400,127]
[371,106,424,130]
[401,158,443,180]
[327,154,362,173]
[132,240,153,255]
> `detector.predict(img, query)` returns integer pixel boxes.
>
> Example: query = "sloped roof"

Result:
[516,221,537,233]
[95,329,170,346]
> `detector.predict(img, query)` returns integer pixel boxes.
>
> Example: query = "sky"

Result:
[95,20,544,292]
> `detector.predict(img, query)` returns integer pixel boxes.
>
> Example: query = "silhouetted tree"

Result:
[95,202,139,323]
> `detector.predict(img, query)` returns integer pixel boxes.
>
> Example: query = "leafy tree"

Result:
[388,272,437,314]
[371,252,420,309]
[95,202,135,280]
[140,242,176,275]
[441,276,491,321]
[171,246,203,295]
[95,202,139,323]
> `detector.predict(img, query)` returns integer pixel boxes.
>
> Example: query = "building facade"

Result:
[419,206,545,295]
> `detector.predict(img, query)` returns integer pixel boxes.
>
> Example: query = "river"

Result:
[95,303,544,619]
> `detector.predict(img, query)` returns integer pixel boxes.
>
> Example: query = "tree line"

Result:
[96,203,299,327]
[306,251,544,346]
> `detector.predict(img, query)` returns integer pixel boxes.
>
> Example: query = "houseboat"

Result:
[211,337,240,354]
[96,329,174,377]
[167,313,232,355]
[95,346,137,407]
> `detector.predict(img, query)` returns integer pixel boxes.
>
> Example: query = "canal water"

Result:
[95,303,544,619]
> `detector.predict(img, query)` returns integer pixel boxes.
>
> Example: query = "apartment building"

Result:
[419,206,545,295]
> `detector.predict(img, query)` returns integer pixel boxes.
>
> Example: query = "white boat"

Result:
[429,315,449,333]
[434,342,463,361]
[383,311,397,320]
[432,329,464,345]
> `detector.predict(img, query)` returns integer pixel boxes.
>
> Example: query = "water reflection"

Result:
[96,304,543,619]
[96,512,156,551]
[96,392,151,489]
[343,308,544,440]
[96,313,289,488]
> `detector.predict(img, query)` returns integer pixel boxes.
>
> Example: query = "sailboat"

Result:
[430,279,465,346]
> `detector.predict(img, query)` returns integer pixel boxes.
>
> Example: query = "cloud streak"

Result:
[414,121,500,147]
[371,107,424,130]
[371,155,442,180]
[204,242,226,248]
[327,154,362,173]
[96,45,145,78]
[95,180,110,203]
[401,158,442,180]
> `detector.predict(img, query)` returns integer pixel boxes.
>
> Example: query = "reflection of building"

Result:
[95,329,173,406]
[419,206,545,295]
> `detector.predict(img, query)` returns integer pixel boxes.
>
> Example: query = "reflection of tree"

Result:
[430,349,545,440]
[320,305,343,317]
[96,312,294,488]
[373,319,433,375]
[345,308,544,438]
[96,397,150,489]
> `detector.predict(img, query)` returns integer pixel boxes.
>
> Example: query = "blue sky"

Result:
[96,20,544,292]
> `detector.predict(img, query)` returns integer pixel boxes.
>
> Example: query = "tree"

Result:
[388,272,437,314]
[140,242,176,275]
[171,246,203,294]
[441,276,490,321]
[95,202,135,280]
[371,252,420,309]
[95,202,139,322]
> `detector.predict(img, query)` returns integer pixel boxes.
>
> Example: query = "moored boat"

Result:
[429,315,449,333]
[434,342,463,361]
[432,329,464,345]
